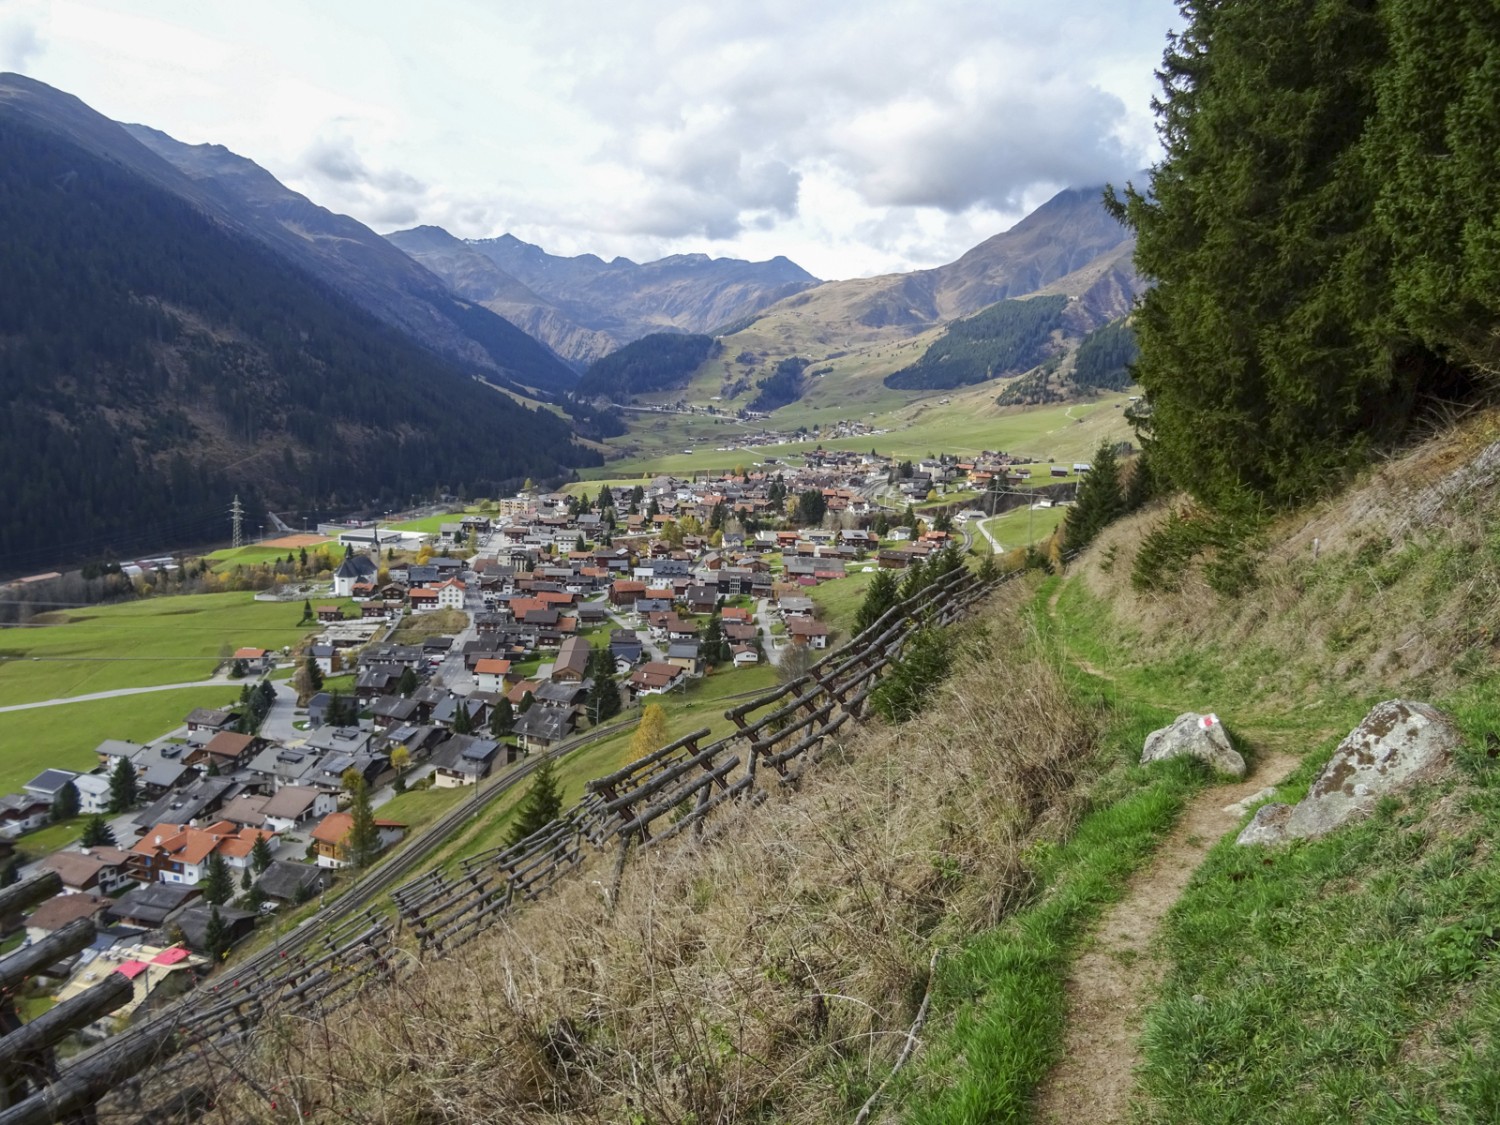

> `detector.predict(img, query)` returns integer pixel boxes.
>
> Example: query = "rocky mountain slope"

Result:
[387,227,820,365]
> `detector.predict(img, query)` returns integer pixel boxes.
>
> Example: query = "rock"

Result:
[1223,786,1278,817]
[1236,700,1460,846]
[1141,712,1246,779]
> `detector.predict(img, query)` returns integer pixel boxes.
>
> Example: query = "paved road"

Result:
[0,675,238,714]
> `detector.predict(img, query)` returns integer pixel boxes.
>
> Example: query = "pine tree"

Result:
[201,851,233,906]
[505,757,563,848]
[305,653,324,693]
[1062,442,1126,555]
[204,904,230,961]
[452,699,474,735]
[250,833,274,874]
[489,696,515,736]
[344,773,381,870]
[51,780,80,822]
[80,814,116,848]
[107,753,138,816]
[853,569,901,637]
[396,665,418,697]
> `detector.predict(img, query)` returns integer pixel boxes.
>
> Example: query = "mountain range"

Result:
[386,226,820,366]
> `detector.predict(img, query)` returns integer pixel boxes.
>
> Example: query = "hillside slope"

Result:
[0,88,597,574]
[202,417,1500,1125]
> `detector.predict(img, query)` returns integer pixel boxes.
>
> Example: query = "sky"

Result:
[0,0,1180,280]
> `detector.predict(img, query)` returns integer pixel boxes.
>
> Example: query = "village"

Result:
[0,446,1069,1040]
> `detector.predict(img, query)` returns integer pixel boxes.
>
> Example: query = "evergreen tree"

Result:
[300,597,313,623]
[80,814,116,848]
[250,833,274,874]
[51,780,80,822]
[344,773,382,870]
[795,489,827,526]
[452,699,474,735]
[505,757,563,848]
[204,904,231,961]
[305,653,324,693]
[586,649,622,723]
[853,568,901,637]
[201,851,233,906]
[518,691,535,713]
[107,753,138,816]
[396,665,418,697]
[240,867,253,893]
[489,696,515,736]
[1062,442,1126,555]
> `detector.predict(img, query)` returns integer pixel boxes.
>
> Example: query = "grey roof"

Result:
[256,860,331,903]
[667,642,701,660]
[108,883,200,926]
[511,707,574,742]
[24,769,80,796]
[132,775,236,828]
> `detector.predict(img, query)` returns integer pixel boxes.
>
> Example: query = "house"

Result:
[69,772,112,815]
[408,587,440,612]
[177,903,258,956]
[332,554,379,597]
[609,629,643,665]
[473,658,513,694]
[431,695,487,732]
[255,860,332,905]
[128,820,278,885]
[26,892,112,945]
[731,645,761,667]
[183,707,237,735]
[429,735,504,787]
[787,618,832,649]
[40,847,136,896]
[629,662,686,696]
[371,696,422,729]
[533,680,589,711]
[666,642,703,675]
[510,706,575,752]
[260,786,336,833]
[187,730,259,772]
[309,811,407,869]
[551,635,591,683]
[132,776,237,833]
[231,647,272,674]
[609,580,647,607]
[316,604,343,622]
[24,768,80,804]
[0,792,54,838]
[433,578,467,610]
[107,883,201,930]
[684,586,718,615]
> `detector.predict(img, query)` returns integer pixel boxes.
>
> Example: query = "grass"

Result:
[14,815,89,857]
[977,503,1068,551]
[0,685,238,795]
[388,511,478,534]
[202,544,331,573]
[804,569,877,638]
[0,591,335,707]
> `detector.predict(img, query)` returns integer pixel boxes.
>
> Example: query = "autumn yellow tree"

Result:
[626,702,668,766]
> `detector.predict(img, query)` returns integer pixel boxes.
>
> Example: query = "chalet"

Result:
[431,695,487,732]
[778,596,816,618]
[260,786,336,833]
[187,730,259,772]
[255,860,332,905]
[731,645,761,667]
[310,812,407,869]
[666,642,703,675]
[684,586,719,614]
[371,696,422,729]
[231,647,272,674]
[723,622,758,644]
[787,618,832,649]
[244,743,320,789]
[408,587,440,612]
[551,635,591,683]
[184,707,237,735]
[316,604,343,622]
[609,630,644,665]
[877,548,916,569]
[510,706,575,752]
[178,903,258,956]
[720,607,753,625]
[533,680,589,711]
[128,820,277,885]
[473,658,512,694]
[429,735,504,787]
[107,883,200,930]
[665,618,700,642]
[40,847,136,896]
[629,662,686,696]
[26,892,112,944]
[93,739,145,771]
[216,793,271,830]
[132,776,236,832]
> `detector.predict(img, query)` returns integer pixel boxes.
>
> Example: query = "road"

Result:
[0,675,238,714]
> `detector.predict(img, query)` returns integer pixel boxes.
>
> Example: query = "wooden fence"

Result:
[4,557,1011,1124]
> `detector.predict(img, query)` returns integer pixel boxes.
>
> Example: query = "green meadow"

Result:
[0,592,331,707]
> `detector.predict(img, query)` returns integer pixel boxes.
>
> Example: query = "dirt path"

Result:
[1033,747,1299,1123]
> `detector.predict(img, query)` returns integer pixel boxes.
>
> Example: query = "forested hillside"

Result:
[0,115,597,574]
[884,295,1068,390]
[1071,318,1139,392]
[575,333,718,401]
[1112,0,1500,514]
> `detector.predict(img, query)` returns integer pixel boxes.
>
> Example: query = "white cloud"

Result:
[12,0,1179,277]
[0,17,43,72]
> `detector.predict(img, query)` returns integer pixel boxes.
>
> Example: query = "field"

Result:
[590,392,1133,480]
[977,504,1068,550]
[804,569,878,639]
[0,593,337,707]
[203,541,331,573]
[0,685,240,795]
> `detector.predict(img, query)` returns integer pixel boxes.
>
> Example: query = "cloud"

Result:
[0,18,43,72]
[506,0,1171,258]
[300,132,425,194]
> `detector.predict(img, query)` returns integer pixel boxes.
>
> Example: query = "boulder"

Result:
[1141,712,1246,778]
[1236,699,1460,846]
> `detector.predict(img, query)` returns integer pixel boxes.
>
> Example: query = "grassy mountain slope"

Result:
[0,98,596,574]
[209,414,1500,1124]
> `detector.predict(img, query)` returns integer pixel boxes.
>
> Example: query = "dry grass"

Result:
[203,581,1113,1124]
